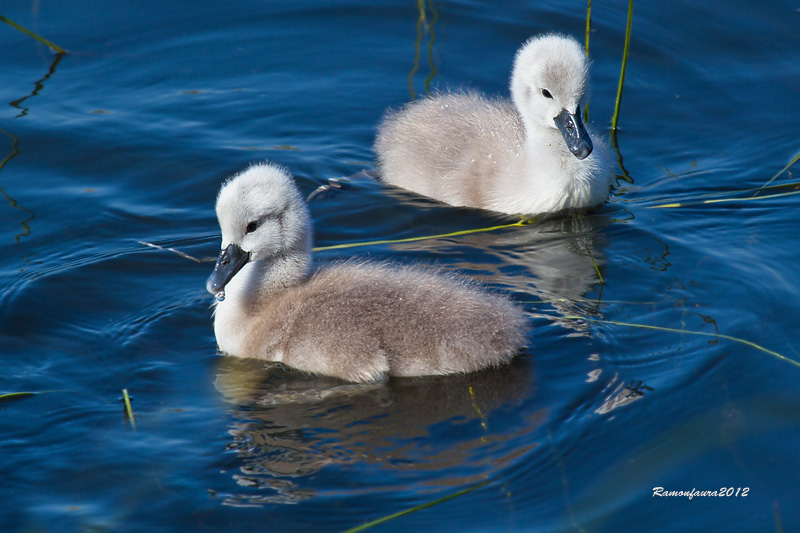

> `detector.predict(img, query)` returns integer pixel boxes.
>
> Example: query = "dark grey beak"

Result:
[554,107,593,160]
[206,243,250,295]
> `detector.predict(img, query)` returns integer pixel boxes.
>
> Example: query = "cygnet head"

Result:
[510,34,593,160]
[206,163,312,298]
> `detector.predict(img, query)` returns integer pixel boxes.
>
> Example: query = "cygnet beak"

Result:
[554,107,593,160]
[206,243,250,295]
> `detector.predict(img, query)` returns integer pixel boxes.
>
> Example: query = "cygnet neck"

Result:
[490,119,582,213]
[226,249,311,311]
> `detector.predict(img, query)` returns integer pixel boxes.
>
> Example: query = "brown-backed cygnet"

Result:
[375,34,612,215]
[206,163,528,383]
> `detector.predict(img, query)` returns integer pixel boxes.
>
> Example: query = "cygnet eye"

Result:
[541,89,553,99]
[245,221,259,234]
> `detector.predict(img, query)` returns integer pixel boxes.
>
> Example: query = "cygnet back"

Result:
[375,34,612,215]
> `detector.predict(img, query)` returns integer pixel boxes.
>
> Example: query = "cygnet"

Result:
[206,163,528,383]
[375,34,612,215]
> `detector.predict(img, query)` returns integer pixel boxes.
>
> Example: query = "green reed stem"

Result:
[584,0,592,122]
[584,242,605,285]
[0,15,66,54]
[610,0,633,131]
[0,392,37,403]
[584,0,592,56]
[313,217,534,252]
[145,216,537,263]
[341,481,489,533]
[647,180,800,209]
[564,316,800,369]
[122,388,136,430]
[754,148,800,196]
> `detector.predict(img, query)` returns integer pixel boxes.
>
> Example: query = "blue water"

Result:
[2,0,800,531]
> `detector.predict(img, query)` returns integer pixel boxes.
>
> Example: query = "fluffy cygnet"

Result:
[206,163,528,383]
[375,34,612,215]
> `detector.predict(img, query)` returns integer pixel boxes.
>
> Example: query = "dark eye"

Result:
[541,89,553,99]
[245,221,258,233]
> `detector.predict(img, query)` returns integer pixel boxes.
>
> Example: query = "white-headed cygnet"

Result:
[206,163,528,383]
[375,34,612,215]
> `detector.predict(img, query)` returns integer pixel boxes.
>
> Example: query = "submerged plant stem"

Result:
[754,149,800,195]
[341,481,489,533]
[584,242,604,285]
[0,392,37,404]
[564,316,800,369]
[423,0,439,93]
[0,15,66,54]
[408,0,425,100]
[408,0,440,98]
[142,217,535,263]
[314,218,534,252]
[139,241,215,262]
[647,181,800,209]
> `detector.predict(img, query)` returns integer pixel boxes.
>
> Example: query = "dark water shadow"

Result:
[212,356,541,505]
[1,51,65,243]
[0,128,34,242]
[10,51,65,118]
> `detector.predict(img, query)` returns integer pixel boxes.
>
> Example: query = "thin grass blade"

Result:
[122,388,136,430]
[341,481,489,533]
[0,15,66,54]
[565,317,800,369]
[754,149,800,195]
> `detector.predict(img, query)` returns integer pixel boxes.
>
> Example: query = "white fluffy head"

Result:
[215,162,312,260]
[510,34,589,130]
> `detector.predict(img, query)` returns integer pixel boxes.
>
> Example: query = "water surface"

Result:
[2,0,800,531]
